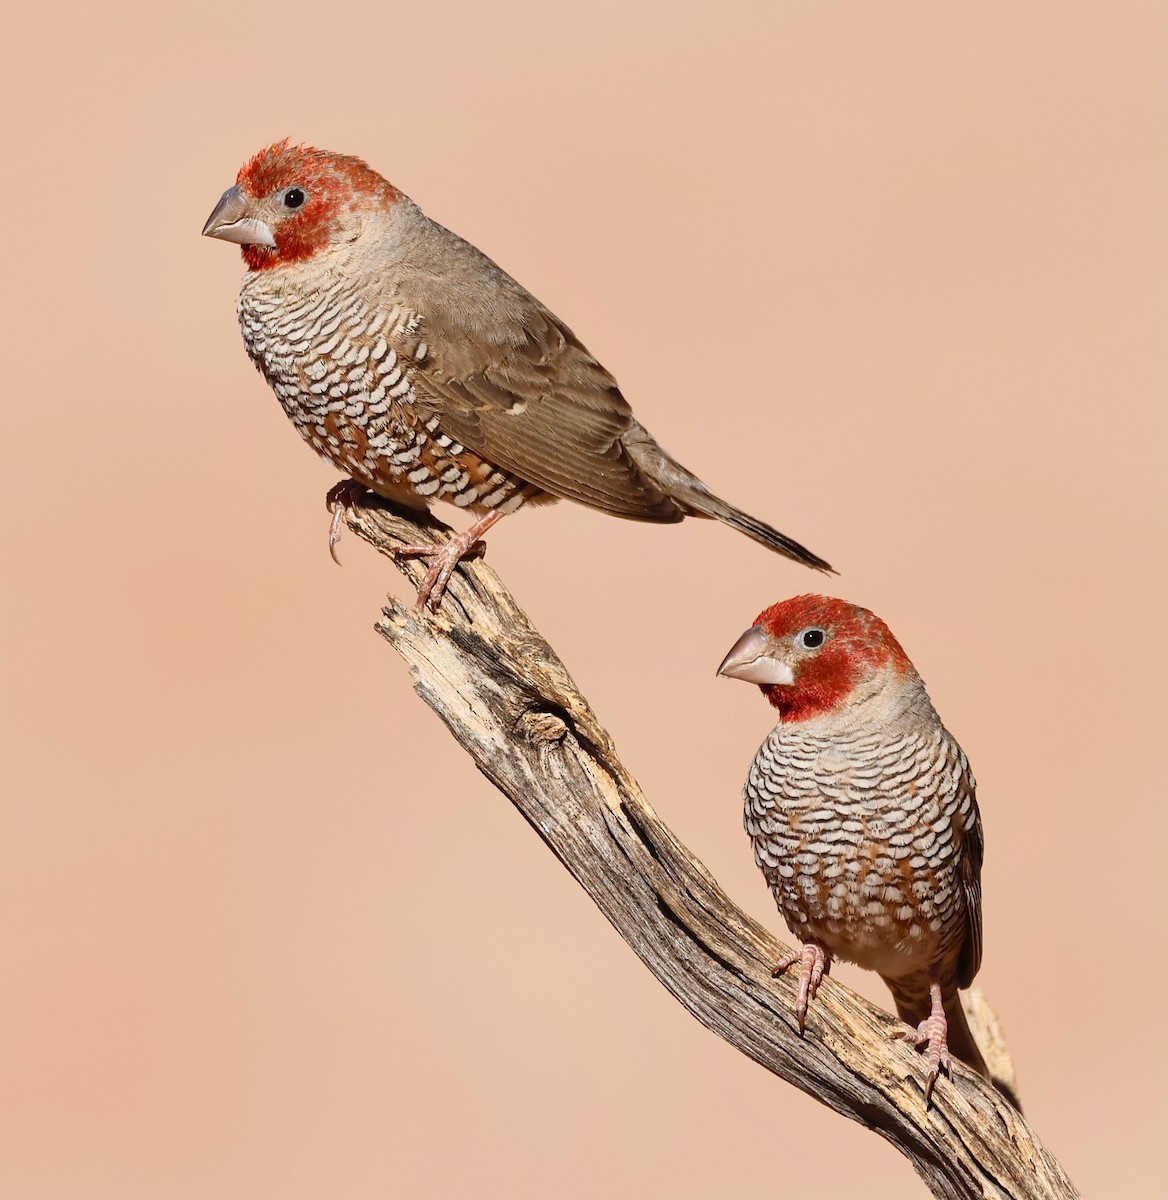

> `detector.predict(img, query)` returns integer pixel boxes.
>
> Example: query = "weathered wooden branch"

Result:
[346,501,1078,1200]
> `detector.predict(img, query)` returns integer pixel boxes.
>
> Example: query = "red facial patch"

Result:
[753,594,914,722]
[234,140,401,271]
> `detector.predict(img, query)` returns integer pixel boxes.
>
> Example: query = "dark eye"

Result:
[282,188,306,209]
[798,628,826,649]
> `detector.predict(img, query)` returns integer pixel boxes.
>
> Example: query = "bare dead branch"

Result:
[346,501,1078,1200]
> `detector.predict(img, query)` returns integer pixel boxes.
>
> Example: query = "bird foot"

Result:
[891,980,952,1106]
[772,942,831,1034]
[393,508,505,610]
[394,529,490,611]
[325,480,371,565]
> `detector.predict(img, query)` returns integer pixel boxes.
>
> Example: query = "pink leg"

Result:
[394,509,506,611]
[892,974,952,1106]
[772,941,831,1034]
[324,479,371,565]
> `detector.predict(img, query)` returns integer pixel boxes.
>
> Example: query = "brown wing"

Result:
[952,755,984,989]
[410,296,685,521]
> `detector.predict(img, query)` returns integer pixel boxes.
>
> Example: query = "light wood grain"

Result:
[347,500,1078,1200]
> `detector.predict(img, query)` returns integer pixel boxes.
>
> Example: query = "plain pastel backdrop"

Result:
[1,1,1164,1195]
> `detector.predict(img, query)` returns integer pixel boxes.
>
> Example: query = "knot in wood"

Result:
[516,706,570,747]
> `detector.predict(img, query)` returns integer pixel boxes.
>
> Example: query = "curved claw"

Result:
[890,977,953,1107]
[772,942,831,1034]
[324,480,370,565]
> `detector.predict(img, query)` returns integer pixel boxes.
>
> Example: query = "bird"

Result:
[202,141,832,608]
[717,594,987,1104]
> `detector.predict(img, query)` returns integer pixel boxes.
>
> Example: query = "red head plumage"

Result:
[226,140,401,270]
[748,594,915,722]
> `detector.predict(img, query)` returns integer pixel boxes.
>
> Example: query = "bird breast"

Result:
[235,268,533,513]
[745,718,976,978]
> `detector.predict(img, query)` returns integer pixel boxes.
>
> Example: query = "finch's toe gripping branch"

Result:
[322,482,502,610]
[772,942,831,1034]
[394,509,506,611]
[325,480,372,565]
[891,978,953,1106]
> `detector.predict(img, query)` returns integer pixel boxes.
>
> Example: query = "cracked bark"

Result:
[345,500,1078,1200]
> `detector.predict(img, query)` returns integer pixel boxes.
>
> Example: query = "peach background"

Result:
[1,2,1164,1195]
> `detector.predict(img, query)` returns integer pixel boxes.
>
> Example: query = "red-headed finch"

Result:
[203,141,831,608]
[718,595,988,1104]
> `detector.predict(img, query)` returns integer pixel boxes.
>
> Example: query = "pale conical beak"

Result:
[202,185,276,247]
[716,626,795,685]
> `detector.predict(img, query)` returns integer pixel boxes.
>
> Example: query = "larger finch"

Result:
[203,141,831,607]
[717,595,989,1105]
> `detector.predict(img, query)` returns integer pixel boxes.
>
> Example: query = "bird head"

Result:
[717,594,916,722]
[202,140,400,271]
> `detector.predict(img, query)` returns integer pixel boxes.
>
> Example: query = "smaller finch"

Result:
[717,595,987,1104]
